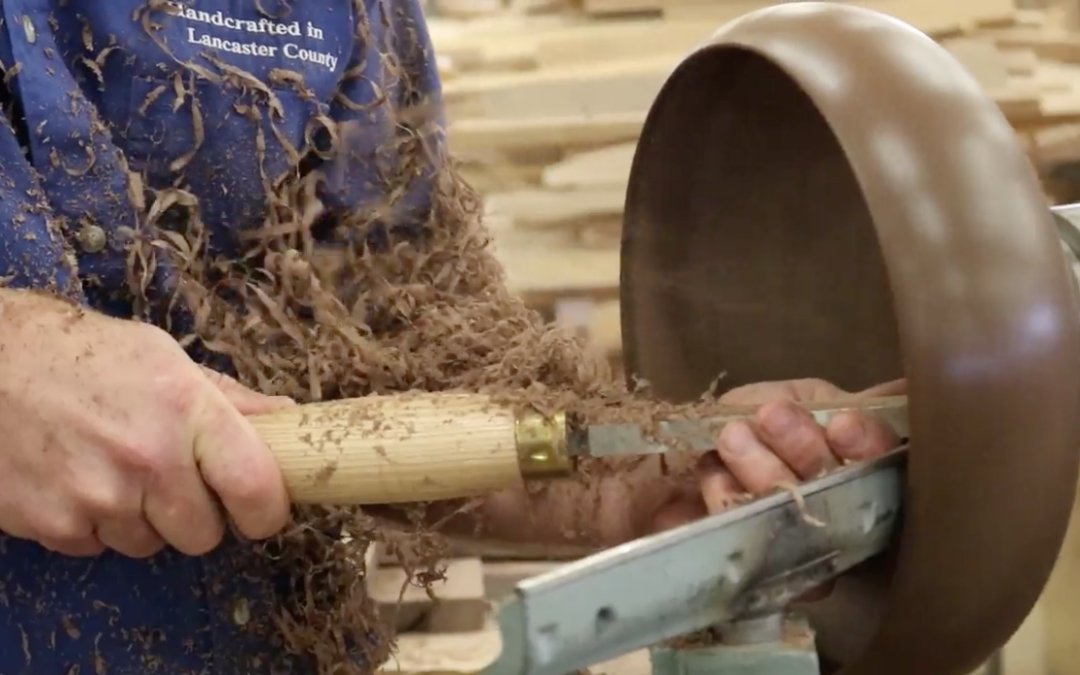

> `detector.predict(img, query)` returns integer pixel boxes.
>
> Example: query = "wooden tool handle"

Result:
[248,392,564,505]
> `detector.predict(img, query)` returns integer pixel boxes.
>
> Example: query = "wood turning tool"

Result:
[257,4,1080,675]
[249,393,907,504]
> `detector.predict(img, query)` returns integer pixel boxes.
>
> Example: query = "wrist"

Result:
[0,287,80,319]
[0,288,94,356]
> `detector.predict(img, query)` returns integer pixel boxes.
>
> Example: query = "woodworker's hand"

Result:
[692,378,905,517]
[640,378,904,603]
[650,378,903,531]
[0,290,295,558]
[435,378,904,553]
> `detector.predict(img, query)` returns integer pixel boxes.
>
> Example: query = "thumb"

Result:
[200,367,297,416]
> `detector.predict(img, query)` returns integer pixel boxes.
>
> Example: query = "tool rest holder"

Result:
[618,4,1080,674]
[1054,204,1080,287]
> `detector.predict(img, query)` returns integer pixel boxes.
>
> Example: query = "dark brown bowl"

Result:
[620,4,1080,673]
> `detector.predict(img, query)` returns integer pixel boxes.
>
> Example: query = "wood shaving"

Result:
[104,0,743,672]
[775,482,826,528]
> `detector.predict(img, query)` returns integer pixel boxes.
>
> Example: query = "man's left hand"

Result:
[446,377,906,551]
[701,378,904,513]
[652,378,904,531]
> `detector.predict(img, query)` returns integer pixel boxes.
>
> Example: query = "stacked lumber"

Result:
[429,0,1080,361]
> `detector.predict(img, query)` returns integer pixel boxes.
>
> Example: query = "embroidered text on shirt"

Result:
[181,7,339,70]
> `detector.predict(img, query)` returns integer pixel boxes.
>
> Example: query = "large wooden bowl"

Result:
[620,4,1080,673]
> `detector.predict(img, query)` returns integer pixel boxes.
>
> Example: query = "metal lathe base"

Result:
[646,614,1006,675]
[649,616,819,675]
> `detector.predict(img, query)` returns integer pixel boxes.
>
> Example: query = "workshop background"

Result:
[363,1,1080,674]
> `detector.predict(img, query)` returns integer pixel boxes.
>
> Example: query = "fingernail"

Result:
[762,406,797,437]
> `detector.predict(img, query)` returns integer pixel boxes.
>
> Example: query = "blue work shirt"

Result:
[0,0,441,673]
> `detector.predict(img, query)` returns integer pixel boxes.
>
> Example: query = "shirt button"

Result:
[231,598,251,626]
[21,15,35,44]
[77,224,107,253]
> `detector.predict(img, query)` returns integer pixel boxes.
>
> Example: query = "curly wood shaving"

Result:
[107,0,747,672]
[775,482,826,528]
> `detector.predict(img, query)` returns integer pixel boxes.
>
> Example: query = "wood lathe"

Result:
[257,4,1080,675]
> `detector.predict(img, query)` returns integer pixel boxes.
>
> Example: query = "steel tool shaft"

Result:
[569,396,909,458]
[248,392,908,504]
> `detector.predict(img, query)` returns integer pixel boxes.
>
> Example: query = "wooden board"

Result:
[542,142,636,189]
[370,547,501,675]
[369,547,568,675]
[448,113,645,152]
[443,55,677,121]
[660,0,1016,34]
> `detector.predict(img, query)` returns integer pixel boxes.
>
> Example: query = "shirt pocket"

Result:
[121,75,314,234]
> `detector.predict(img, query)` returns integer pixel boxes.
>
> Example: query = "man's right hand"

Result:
[0,290,294,558]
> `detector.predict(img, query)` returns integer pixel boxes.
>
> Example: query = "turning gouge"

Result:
[246,392,910,505]
[574,396,909,458]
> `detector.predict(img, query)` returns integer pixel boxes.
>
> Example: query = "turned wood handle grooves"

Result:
[248,392,569,505]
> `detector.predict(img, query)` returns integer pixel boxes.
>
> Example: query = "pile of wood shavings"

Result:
[116,3,735,673]
[167,144,733,674]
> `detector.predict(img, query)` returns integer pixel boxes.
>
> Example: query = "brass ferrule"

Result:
[514,411,574,479]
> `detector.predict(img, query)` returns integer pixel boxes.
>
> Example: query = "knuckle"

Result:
[799,377,838,393]
[155,368,209,419]
[717,384,752,402]
[826,412,866,452]
[33,513,90,543]
[123,537,164,558]
[111,438,173,474]
[134,339,208,420]
[868,421,900,454]
[792,451,828,478]
[42,539,105,557]
[131,323,186,364]
[226,470,274,512]
[184,521,227,556]
[128,541,166,558]
[755,399,798,432]
[789,423,828,457]
[101,524,165,559]
[755,399,782,420]
[72,483,128,516]
[134,320,179,350]
[227,490,287,541]
[198,365,223,384]
[143,488,228,555]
